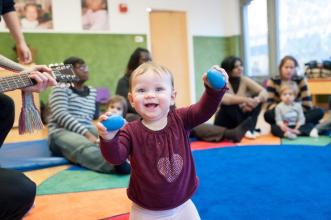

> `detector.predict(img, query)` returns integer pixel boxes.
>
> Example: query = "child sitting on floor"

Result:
[272,82,317,139]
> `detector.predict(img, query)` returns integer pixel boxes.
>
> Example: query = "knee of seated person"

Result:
[0,95,15,120]
[5,170,36,201]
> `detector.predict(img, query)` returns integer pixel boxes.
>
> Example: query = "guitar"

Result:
[0,64,78,93]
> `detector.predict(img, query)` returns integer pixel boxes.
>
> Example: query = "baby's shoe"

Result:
[309,128,319,138]
[284,131,297,140]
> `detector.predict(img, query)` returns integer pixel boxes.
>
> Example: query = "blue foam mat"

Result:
[0,139,68,171]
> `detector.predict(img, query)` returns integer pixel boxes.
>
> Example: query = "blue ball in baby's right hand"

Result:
[207,69,226,90]
[101,115,125,132]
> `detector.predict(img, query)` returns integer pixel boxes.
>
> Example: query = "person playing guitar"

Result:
[0,1,57,219]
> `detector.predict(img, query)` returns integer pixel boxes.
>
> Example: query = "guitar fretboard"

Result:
[0,73,33,93]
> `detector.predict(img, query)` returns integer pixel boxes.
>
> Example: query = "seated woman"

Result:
[213,56,268,139]
[264,55,324,129]
[312,96,331,136]
[115,47,152,122]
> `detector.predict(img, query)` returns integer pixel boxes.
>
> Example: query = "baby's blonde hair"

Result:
[279,82,298,96]
[129,62,174,91]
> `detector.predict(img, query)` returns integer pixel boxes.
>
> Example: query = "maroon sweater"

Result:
[100,85,226,210]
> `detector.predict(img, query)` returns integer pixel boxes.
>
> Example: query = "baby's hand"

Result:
[202,65,229,90]
[96,113,120,141]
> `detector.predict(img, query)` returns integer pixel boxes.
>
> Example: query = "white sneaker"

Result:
[245,131,256,139]
[309,128,319,138]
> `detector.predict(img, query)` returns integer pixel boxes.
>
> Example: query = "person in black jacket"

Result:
[0,1,56,219]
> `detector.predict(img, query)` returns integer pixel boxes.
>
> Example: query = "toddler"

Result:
[20,3,39,29]
[82,0,109,30]
[272,82,317,139]
[105,95,128,117]
[97,62,228,219]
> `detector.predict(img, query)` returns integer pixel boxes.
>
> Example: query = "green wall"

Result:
[0,33,241,103]
[193,35,240,100]
[0,32,147,102]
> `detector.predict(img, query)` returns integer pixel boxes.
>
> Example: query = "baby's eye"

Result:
[136,88,145,93]
[117,107,122,111]
[155,87,164,92]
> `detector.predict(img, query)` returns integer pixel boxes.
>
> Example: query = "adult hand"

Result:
[245,97,259,109]
[16,42,32,64]
[22,65,57,93]
[84,131,99,144]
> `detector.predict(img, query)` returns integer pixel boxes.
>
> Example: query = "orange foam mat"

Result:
[24,188,131,220]
[238,134,281,146]
[191,141,235,150]
[24,165,71,186]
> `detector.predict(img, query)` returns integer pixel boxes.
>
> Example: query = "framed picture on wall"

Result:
[15,0,53,30]
[81,0,109,31]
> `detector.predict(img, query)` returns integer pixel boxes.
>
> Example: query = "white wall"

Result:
[24,0,240,36]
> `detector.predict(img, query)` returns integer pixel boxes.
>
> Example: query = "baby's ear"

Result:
[170,90,177,106]
[128,93,135,108]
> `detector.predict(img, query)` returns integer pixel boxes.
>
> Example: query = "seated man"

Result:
[47,56,130,174]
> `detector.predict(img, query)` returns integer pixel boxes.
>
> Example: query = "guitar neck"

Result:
[0,73,34,93]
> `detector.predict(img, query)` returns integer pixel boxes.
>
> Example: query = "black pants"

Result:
[214,103,262,130]
[0,94,36,220]
[271,123,315,138]
[264,107,324,125]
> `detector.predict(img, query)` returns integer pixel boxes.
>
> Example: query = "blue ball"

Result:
[101,115,125,131]
[207,69,226,89]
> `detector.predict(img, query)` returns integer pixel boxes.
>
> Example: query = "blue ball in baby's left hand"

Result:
[207,69,226,90]
[101,115,125,132]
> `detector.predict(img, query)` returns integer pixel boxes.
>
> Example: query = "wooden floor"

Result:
[5,126,48,143]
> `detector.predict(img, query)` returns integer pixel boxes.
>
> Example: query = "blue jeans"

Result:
[48,126,130,174]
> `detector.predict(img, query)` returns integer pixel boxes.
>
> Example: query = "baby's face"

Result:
[280,88,295,105]
[107,102,124,116]
[25,5,38,21]
[86,0,105,11]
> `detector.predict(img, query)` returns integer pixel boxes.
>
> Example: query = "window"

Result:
[279,0,331,74]
[242,0,331,77]
[244,0,269,76]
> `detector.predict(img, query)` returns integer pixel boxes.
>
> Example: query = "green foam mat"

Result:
[37,167,129,195]
[282,135,331,146]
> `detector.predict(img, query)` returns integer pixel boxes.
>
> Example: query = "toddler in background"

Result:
[82,0,109,30]
[272,82,317,139]
[20,3,40,29]
[97,62,228,219]
[105,95,128,118]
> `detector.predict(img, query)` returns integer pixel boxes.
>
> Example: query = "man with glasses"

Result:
[47,56,130,174]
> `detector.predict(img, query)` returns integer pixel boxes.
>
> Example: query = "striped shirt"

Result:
[266,75,313,111]
[48,86,97,135]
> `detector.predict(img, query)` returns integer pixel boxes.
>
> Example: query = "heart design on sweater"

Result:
[157,154,183,183]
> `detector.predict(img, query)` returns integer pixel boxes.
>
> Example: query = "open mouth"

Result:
[144,103,158,109]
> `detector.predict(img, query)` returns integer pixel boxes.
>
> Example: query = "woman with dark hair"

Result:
[213,56,268,139]
[264,55,324,131]
[115,47,151,121]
